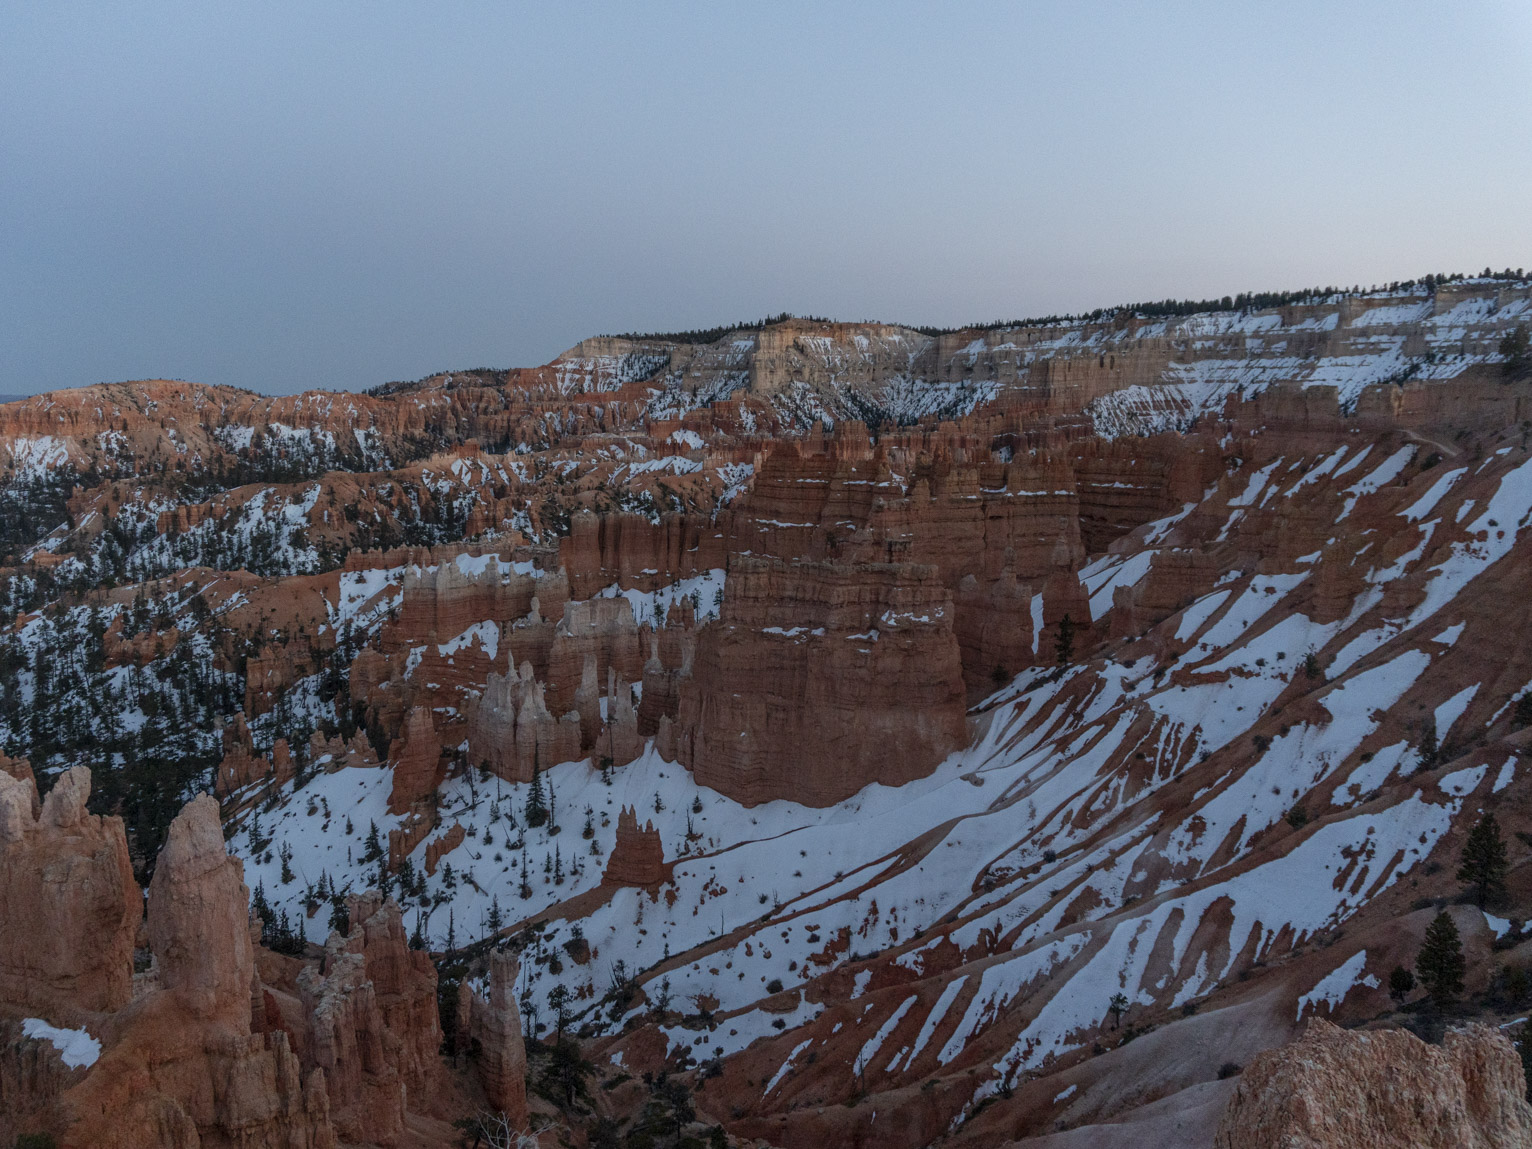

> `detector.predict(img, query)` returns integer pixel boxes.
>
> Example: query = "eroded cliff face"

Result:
[0,767,139,1016]
[54,791,335,1149]
[1215,1020,1532,1149]
[5,281,1532,1148]
[0,778,495,1149]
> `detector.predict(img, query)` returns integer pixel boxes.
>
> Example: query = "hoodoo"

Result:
[6,279,1532,1145]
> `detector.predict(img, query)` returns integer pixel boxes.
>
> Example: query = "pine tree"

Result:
[1054,613,1076,667]
[1458,812,1509,907]
[1417,722,1439,771]
[329,896,350,937]
[1417,911,1466,1008]
[549,982,570,1039]
[487,895,503,935]
[1388,965,1416,1004]
[526,758,548,827]
[1107,991,1128,1030]
[362,820,382,863]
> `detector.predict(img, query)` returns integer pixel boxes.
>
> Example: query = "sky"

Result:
[3,2,1530,397]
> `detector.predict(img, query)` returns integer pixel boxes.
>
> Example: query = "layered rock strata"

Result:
[1215,1019,1532,1149]
[0,766,139,1015]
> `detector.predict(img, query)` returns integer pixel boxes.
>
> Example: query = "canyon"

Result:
[3,275,1532,1145]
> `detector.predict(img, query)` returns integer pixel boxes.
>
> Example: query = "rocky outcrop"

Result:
[463,949,527,1127]
[147,793,255,1022]
[677,554,968,805]
[0,766,139,1015]
[424,823,466,876]
[336,892,442,1101]
[1215,1020,1532,1149]
[0,750,37,804]
[388,706,443,814]
[602,807,665,887]
[56,790,336,1149]
[292,893,442,1145]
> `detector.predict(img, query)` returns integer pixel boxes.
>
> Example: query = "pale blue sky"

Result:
[3,2,1530,395]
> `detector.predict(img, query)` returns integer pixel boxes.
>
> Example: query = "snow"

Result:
[1296,951,1378,1020]
[1402,468,1467,521]
[1408,455,1532,631]
[591,568,726,626]
[5,435,71,480]
[1335,742,1410,805]
[856,995,918,1075]
[902,976,967,1069]
[937,938,1087,1065]
[764,1038,814,1094]
[1441,766,1488,797]
[619,456,704,478]
[1494,758,1516,794]
[438,621,499,661]
[1174,590,1231,642]
[1433,685,1480,743]
[22,1019,100,1068]
[1485,913,1518,940]
[1079,551,1155,621]
[981,792,1454,1075]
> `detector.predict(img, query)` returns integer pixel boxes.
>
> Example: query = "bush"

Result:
[1217,1062,1242,1079]
[765,978,784,994]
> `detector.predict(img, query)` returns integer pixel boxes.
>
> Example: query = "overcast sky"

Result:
[4,2,1530,396]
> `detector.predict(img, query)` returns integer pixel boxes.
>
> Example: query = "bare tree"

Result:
[463,1110,539,1149]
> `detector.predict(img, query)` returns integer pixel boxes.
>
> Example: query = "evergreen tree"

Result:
[548,982,570,1039]
[362,820,382,863]
[1459,812,1509,907]
[1107,991,1128,1030]
[1417,722,1439,771]
[1054,613,1076,667]
[525,758,548,827]
[1388,964,1416,1004]
[1417,912,1466,1008]
[328,896,350,937]
[487,894,503,935]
